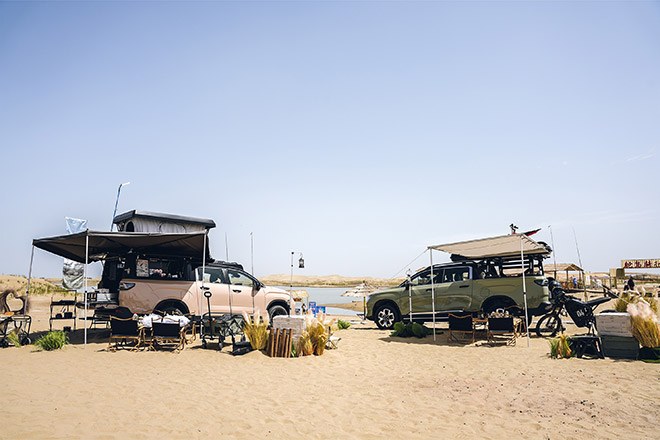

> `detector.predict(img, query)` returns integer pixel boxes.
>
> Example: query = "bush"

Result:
[337,320,351,330]
[34,331,68,351]
[391,321,431,338]
[549,335,573,359]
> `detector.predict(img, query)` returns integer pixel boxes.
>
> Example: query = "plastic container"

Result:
[601,335,639,359]
[596,312,633,337]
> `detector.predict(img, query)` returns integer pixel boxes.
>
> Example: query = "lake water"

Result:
[274,286,360,316]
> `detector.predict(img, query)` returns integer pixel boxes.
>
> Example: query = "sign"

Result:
[621,259,660,269]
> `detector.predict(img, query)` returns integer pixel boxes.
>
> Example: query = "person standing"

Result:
[627,276,635,291]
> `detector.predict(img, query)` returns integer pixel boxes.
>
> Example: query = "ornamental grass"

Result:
[242,310,269,350]
[627,300,660,348]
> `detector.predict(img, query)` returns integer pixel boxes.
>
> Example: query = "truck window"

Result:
[443,267,470,283]
[196,267,226,284]
[226,269,254,287]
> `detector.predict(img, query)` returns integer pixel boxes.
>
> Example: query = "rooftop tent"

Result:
[32,231,210,263]
[30,230,211,346]
[113,210,216,233]
[429,233,550,259]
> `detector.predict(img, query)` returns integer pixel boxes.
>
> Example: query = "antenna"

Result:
[225,232,229,261]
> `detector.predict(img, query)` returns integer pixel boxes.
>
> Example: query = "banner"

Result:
[62,217,87,290]
[621,259,660,269]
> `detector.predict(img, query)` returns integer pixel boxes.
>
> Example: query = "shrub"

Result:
[549,335,573,359]
[34,331,68,351]
[391,321,431,338]
[337,320,351,330]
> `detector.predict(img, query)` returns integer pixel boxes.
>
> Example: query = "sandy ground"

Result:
[1,296,658,439]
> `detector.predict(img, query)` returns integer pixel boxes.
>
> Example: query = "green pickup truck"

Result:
[366,259,552,330]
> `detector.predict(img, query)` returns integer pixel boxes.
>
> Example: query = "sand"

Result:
[1,296,658,439]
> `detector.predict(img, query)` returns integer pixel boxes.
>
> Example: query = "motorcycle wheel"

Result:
[535,314,562,338]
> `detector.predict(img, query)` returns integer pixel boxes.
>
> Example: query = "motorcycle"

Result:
[535,278,616,337]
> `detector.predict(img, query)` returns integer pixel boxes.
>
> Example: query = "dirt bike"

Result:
[535,279,615,338]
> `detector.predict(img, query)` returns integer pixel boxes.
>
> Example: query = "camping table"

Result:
[473,318,488,338]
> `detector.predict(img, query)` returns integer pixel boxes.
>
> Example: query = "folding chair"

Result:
[151,321,186,352]
[487,317,516,346]
[108,316,142,351]
[448,313,475,344]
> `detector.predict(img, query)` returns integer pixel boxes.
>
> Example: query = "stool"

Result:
[570,334,604,359]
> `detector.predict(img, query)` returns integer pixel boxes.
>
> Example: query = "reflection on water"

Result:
[274,286,359,316]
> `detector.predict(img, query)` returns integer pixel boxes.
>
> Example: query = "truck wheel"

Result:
[156,301,187,316]
[268,305,288,322]
[374,303,400,330]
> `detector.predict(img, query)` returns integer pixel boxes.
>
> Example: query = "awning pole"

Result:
[24,245,35,315]
[520,235,530,347]
[430,248,436,341]
[408,270,413,324]
[84,232,89,346]
[200,231,207,317]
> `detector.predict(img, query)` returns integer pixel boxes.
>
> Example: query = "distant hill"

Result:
[0,274,69,295]
[259,274,404,288]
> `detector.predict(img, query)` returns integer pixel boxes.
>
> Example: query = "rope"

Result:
[390,249,429,279]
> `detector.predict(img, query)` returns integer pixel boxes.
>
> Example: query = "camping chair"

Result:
[151,321,187,352]
[487,317,516,346]
[325,325,341,350]
[448,313,475,344]
[108,316,143,351]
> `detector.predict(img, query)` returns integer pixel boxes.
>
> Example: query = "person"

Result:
[627,276,635,291]
[572,277,578,289]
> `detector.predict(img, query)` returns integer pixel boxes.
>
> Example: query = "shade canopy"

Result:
[544,263,584,273]
[32,230,209,263]
[429,233,550,259]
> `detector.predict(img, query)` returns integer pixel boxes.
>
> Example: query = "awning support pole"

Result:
[200,231,207,317]
[84,232,89,346]
[24,245,35,315]
[430,248,436,341]
[520,235,530,347]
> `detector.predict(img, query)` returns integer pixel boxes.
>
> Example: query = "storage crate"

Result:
[596,312,633,338]
[601,335,639,359]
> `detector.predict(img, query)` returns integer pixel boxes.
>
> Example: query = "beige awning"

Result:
[429,233,549,258]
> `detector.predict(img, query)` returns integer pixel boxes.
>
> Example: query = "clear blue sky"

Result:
[1,1,659,279]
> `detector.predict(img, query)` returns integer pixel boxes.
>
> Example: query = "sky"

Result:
[1,1,659,280]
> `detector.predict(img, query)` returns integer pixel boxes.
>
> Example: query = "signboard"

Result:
[621,259,660,269]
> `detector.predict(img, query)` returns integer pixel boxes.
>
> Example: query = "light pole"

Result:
[110,182,130,231]
[290,251,304,315]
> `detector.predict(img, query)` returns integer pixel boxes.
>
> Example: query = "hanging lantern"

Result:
[298,255,305,269]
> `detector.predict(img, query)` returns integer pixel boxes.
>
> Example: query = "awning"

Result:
[429,233,550,259]
[544,263,584,272]
[32,230,209,263]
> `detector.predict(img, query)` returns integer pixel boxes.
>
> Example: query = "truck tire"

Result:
[268,305,288,322]
[155,300,188,316]
[374,303,400,330]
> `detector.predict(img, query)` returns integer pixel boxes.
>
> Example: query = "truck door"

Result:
[409,269,449,316]
[439,266,473,311]
[196,267,231,314]
[224,268,257,315]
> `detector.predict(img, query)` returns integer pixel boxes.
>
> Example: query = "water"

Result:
[275,286,360,316]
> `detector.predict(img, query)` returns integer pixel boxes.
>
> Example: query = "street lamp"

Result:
[290,251,304,315]
[110,182,131,231]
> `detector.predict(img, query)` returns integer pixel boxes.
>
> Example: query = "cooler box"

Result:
[600,335,639,359]
[596,312,633,337]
